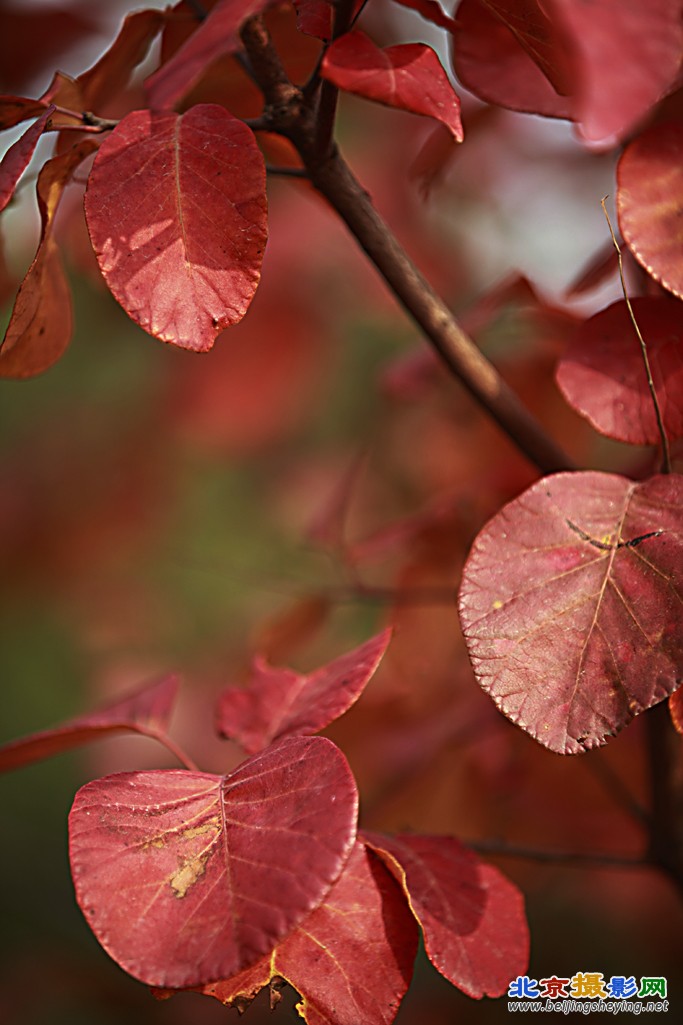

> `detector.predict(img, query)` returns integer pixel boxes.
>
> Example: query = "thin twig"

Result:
[265,164,308,178]
[313,0,356,158]
[601,198,671,474]
[468,839,647,870]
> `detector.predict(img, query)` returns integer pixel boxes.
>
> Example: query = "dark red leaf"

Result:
[364,832,528,998]
[293,0,333,41]
[84,104,267,351]
[0,96,49,132]
[69,735,358,988]
[216,630,392,753]
[172,841,417,1025]
[548,0,683,145]
[459,472,683,754]
[556,297,683,446]
[0,139,97,378]
[145,0,270,110]
[0,6,99,93]
[0,676,179,773]
[0,105,55,214]
[618,121,683,300]
[451,0,571,119]
[322,31,463,142]
[78,8,166,111]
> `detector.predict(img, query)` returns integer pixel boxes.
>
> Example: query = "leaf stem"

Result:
[601,198,671,474]
[239,16,575,476]
[142,729,200,772]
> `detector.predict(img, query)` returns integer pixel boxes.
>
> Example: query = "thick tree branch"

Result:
[240,16,575,476]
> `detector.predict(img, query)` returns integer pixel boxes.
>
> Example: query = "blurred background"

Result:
[1,2,681,1023]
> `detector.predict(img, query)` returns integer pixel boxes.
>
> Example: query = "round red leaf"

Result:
[69,735,358,988]
[84,104,267,351]
[618,121,683,300]
[556,297,683,445]
[459,472,683,755]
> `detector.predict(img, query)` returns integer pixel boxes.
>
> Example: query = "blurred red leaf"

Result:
[322,32,463,141]
[459,472,683,754]
[0,138,97,378]
[556,297,683,446]
[564,242,618,299]
[0,105,54,214]
[77,8,165,112]
[0,676,179,773]
[172,841,417,1025]
[618,121,683,300]
[84,104,267,351]
[145,0,269,110]
[293,0,333,41]
[364,832,529,998]
[69,735,358,988]
[0,6,98,93]
[670,687,683,735]
[216,630,392,753]
[451,0,571,119]
[0,95,50,131]
[548,0,683,145]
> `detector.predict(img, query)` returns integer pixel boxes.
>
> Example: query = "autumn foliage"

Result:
[1,1,682,1023]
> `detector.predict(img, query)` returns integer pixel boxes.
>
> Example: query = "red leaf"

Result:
[69,735,358,988]
[459,472,683,754]
[618,121,683,300]
[293,0,333,41]
[364,832,528,998]
[84,104,267,351]
[0,105,55,214]
[0,139,97,378]
[670,687,683,735]
[0,676,179,773]
[145,0,270,110]
[321,31,463,142]
[547,0,683,145]
[172,841,417,1025]
[78,8,166,111]
[556,297,683,446]
[451,0,571,119]
[216,630,392,753]
[0,95,49,131]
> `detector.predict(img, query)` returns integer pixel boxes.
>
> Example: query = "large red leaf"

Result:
[165,841,417,1025]
[0,676,179,772]
[84,104,267,352]
[547,0,683,145]
[216,630,392,753]
[556,297,683,446]
[618,121,683,301]
[321,31,463,142]
[69,735,358,988]
[364,833,528,998]
[459,472,683,754]
[451,0,571,119]
[145,0,270,111]
[0,139,97,378]
[0,105,54,213]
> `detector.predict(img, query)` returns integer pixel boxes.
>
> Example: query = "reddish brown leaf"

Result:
[0,676,179,773]
[145,0,270,110]
[216,630,392,753]
[364,832,529,998]
[547,0,683,145]
[670,687,683,735]
[0,139,97,378]
[459,472,683,754]
[0,95,49,131]
[69,736,358,988]
[0,105,55,214]
[84,104,267,351]
[618,121,683,300]
[451,0,571,119]
[556,297,683,446]
[322,31,463,142]
[174,841,417,1025]
[78,8,166,111]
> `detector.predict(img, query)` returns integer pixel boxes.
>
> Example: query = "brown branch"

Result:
[314,0,356,158]
[240,16,575,476]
